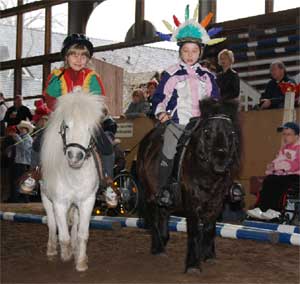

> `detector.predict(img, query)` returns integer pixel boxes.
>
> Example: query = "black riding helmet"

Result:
[177,39,204,63]
[61,34,94,58]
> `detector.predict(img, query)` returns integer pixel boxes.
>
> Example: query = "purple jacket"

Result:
[152,61,219,125]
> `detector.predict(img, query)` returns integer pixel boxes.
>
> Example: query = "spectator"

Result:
[7,120,34,202]
[200,59,217,74]
[145,79,158,103]
[260,61,296,109]
[216,49,240,100]
[1,126,17,202]
[247,122,300,220]
[0,92,8,136]
[4,95,32,126]
[144,79,158,117]
[31,104,50,168]
[102,107,117,136]
[32,99,51,125]
[125,89,150,119]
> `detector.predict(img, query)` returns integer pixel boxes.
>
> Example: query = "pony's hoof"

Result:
[47,250,58,260]
[205,258,216,264]
[47,254,57,261]
[76,259,88,272]
[156,252,168,258]
[186,267,201,275]
[61,241,72,262]
[61,249,73,262]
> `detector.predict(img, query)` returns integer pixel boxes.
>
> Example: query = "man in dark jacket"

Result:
[4,95,32,126]
[260,61,296,109]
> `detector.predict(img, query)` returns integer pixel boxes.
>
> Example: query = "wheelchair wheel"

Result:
[112,172,139,215]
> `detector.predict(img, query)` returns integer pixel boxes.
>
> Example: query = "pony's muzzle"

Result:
[66,147,86,168]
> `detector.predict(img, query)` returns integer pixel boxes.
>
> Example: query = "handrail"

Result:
[239,79,261,111]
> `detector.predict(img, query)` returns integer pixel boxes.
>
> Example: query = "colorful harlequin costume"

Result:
[153,5,226,207]
[43,34,105,111]
[44,67,105,110]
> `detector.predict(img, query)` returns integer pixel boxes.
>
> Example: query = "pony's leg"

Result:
[76,195,95,272]
[41,193,57,258]
[201,222,216,263]
[53,202,72,262]
[159,207,170,247]
[70,206,79,260]
[185,215,203,273]
[148,202,167,255]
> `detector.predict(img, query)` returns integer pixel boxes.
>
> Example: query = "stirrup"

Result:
[20,176,39,196]
[156,189,173,207]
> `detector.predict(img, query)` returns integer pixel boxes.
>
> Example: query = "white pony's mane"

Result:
[41,90,105,179]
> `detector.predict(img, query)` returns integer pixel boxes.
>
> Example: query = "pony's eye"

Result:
[203,129,210,138]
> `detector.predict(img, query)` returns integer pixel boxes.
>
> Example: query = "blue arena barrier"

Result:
[243,220,300,234]
[2,211,300,245]
[0,211,118,231]
[85,216,281,244]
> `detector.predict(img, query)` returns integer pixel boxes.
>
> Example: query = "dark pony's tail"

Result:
[136,130,151,223]
[136,126,164,229]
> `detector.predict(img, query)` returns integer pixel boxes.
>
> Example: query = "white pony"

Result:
[41,90,104,272]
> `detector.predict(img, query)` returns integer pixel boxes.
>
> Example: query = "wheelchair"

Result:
[93,149,140,216]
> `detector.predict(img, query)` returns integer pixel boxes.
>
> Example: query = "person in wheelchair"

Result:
[151,18,222,207]
[247,122,300,220]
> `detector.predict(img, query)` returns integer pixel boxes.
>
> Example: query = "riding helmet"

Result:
[61,33,94,58]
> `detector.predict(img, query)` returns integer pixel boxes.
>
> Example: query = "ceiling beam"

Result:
[0,36,163,71]
[0,0,67,18]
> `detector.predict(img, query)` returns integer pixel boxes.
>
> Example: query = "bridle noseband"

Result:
[59,120,94,160]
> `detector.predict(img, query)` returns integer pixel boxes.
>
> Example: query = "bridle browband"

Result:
[59,120,94,159]
[207,114,232,122]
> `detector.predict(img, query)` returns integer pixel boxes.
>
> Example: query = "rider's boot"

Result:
[156,156,174,207]
[19,167,41,196]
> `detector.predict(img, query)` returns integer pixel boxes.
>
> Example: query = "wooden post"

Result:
[43,4,52,89]
[199,0,216,23]
[68,1,96,34]
[14,0,23,97]
[134,0,145,40]
[265,0,274,14]
[282,92,296,124]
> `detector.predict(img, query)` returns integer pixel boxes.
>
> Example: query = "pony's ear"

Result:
[199,97,218,118]
[219,99,239,119]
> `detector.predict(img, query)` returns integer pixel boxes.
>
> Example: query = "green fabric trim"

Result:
[46,75,62,98]
[89,75,102,95]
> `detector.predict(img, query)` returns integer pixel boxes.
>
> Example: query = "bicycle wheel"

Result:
[113,172,139,215]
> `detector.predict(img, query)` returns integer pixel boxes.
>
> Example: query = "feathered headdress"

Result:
[156,4,225,46]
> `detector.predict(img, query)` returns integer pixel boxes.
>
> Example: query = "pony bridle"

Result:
[59,120,94,160]
[199,114,237,167]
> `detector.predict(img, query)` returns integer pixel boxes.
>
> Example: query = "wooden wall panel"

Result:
[92,58,124,116]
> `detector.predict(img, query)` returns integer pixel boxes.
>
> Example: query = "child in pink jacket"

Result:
[247,122,299,220]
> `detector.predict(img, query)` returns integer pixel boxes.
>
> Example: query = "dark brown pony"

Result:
[137,97,242,273]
